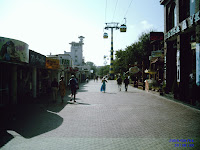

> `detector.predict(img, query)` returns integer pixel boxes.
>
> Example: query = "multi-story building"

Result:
[65,36,85,66]
[65,36,91,82]
[160,0,200,105]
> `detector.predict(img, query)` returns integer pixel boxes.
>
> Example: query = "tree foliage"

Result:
[114,31,152,74]
[97,65,110,77]
[86,61,97,74]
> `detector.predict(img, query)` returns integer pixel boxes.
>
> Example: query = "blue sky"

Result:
[0,0,164,66]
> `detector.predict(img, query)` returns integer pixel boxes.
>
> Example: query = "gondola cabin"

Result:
[103,33,108,39]
[120,24,127,32]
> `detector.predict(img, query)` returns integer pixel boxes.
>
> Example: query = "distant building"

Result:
[65,36,85,66]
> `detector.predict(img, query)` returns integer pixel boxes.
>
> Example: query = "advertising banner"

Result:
[29,50,46,67]
[150,32,164,41]
[129,66,140,74]
[0,37,29,63]
[151,50,164,58]
[46,57,60,69]
[177,50,180,82]
[196,44,200,86]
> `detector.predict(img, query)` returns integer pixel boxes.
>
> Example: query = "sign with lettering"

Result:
[129,66,140,74]
[29,50,46,67]
[0,37,29,63]
[165,11,200,40]
[151,50,164,58]
[150,32,164,41]
[46,57,60,69]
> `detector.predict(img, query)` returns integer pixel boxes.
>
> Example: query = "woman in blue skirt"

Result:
[101,78,108,93]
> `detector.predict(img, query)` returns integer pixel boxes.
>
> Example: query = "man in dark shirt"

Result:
[124,76,130,92]
[69,75,78,102]
[117,76,122,91]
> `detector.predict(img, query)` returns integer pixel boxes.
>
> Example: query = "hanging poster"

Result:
[177,50,180,82]
[0,37,29,63]
[29,50,46,67]
[196,44,200,86]
[46,57,60,69]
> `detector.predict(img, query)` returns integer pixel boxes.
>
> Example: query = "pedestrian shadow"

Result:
[77,89,88,92]
[104,92,117,94]
[67,101,91,105]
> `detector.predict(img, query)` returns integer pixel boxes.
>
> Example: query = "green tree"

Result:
[97,65,110,77]
[86,61,97,74]
[114,31,152,74]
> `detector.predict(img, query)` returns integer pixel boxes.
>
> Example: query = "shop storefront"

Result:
[45,57,60,92]
[29,50,46,99]
[160,0,200,104]
[0,36,29,105]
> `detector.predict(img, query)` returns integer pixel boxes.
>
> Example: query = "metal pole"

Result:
[110,27,114,80]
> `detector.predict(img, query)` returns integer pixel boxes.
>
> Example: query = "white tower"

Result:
[69,36,85,66]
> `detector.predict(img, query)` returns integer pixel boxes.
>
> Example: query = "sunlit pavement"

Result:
[1,80,200,150]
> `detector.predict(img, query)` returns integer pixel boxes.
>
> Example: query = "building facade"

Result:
[65,36,85,66]
[160,0,200,105]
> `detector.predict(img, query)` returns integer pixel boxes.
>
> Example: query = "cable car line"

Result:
[105,0,107,23]
[121,0,134,23]
[112,0,119,22]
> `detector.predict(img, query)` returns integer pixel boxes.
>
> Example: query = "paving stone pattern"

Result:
[1,80,200,150]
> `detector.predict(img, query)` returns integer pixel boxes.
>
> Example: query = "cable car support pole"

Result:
[105,22,119,80]
[110,27,114,79]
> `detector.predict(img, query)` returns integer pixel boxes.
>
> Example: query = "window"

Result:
[190,0,196,15]
[167,1,177,30]
[179,0,190,22]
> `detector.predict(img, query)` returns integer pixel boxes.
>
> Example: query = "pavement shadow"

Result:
[67,101,91,105]
[0,130,14,148]
[0,104,63,148]
[45,102,68,113]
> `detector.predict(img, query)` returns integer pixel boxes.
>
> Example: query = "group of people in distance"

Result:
[51,74,130,102]
[51,75,78,103]
[100,75,130,93]
[117,76,130,92]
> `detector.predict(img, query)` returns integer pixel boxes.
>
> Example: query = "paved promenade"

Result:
[1,80,200,150]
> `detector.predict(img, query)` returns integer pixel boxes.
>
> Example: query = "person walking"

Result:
[69,75,78,102]
[59,76,66,103]
[117,76,122,91]
[51,78,58,102]
[100,78,108,93]
[124,76,130,92]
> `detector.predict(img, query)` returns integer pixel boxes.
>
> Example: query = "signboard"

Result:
[46,57,60,69]
[129,66,140,74]
[177,50,180,82]
[196,44,200,86]
[150,32,164,41]
[0,37,29,63]
[29,50,46,67]
[151,50,164,58]
[165,11,200,40]
[60,59,70,66]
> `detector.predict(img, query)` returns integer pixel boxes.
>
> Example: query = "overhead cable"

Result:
[112,0,119,22]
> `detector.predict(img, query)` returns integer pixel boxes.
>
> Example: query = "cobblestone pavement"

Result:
[1,80,200,150]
